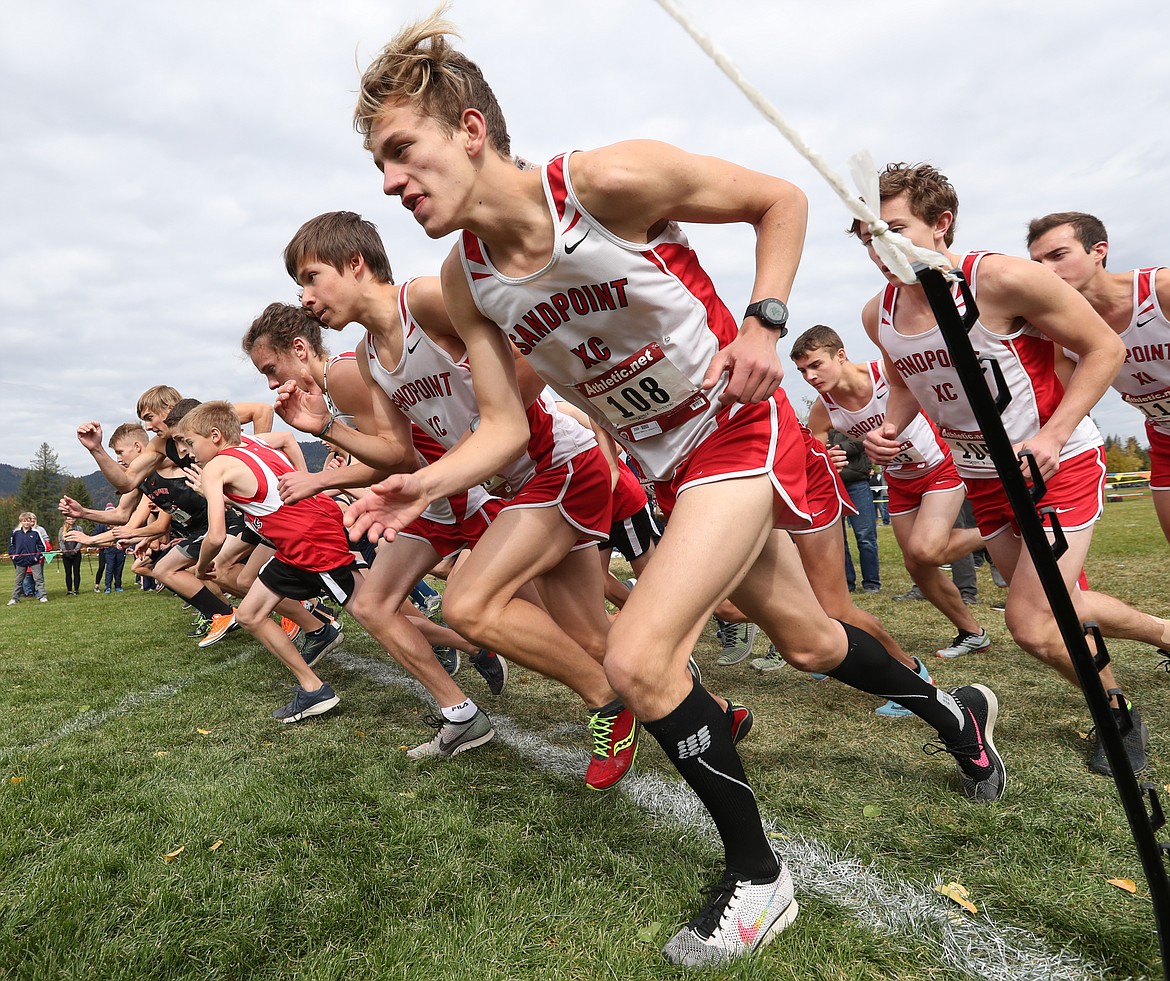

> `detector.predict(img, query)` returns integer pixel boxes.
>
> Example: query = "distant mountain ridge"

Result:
[0,441,329,508]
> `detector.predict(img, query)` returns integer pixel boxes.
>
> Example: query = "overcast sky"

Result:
[3,0,1168,476]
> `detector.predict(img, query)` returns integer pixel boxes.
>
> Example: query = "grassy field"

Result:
[2,499,1168,980]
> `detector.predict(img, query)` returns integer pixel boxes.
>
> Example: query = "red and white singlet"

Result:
[818,360,948,479]
[878,251,1101,479]
[221,441,353,572]
[362,279,595,500]
[458,151,747,482]
[1068,268,1170,437]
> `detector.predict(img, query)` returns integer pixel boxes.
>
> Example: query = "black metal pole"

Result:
[916,264,1170,978]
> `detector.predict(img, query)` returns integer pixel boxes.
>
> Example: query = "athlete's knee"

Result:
[904,538,947,567]
[439,583,494,643]
[601,641,651,703]
[235,604,267,632]
[1005,609,1061,664]
[763,620,844,673]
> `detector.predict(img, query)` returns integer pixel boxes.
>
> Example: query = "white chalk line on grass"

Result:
[0,651,256,764]
[3,643,1118,980]
[330,648,1116,981]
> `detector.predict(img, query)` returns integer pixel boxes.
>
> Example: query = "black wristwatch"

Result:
[744,297,790,335]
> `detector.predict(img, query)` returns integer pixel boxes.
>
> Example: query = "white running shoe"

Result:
[936,629,991,660]
[716,620,759,666]
[662,858,798,967]
[750,644,786,673]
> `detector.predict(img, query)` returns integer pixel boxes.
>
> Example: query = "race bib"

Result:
[889,440,927,467]
[940,427,994,471]
[575,342,710,442]
[1123,387,1170,424]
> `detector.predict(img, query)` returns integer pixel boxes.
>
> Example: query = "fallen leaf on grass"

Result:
[863,804,882,818]
[1108,878,1138,894]
[208,840,224,852]
[163,846,185,862]
[152,751,168,758]
[935,881,978,914]
[10,776,24,785]
[636,922,663,943]
[196,728,211,736]
[355,729,367,739]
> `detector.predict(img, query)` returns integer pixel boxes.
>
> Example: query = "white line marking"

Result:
[331,648,1117,981]
[0,651,255,763]
[2,643,1120,980]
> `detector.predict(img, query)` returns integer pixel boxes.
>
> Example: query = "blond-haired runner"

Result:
[342,13,1006,967]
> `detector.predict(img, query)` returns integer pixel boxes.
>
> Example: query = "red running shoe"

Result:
[585,702,639,791]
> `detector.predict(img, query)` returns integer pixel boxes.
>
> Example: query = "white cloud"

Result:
[1,0,1167,474]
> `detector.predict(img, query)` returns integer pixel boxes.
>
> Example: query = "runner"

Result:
[175,401,355,722]
[790,324,989,661]
[345,16,1006,967]
[855,163,1170,776]
[271,214,638,789]
[1026,212,1170,550]
[243,300,509,756]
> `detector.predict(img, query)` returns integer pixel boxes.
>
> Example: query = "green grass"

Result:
[1,504,1168,980]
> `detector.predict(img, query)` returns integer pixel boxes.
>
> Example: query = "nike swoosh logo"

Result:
[1136,317,1154,329]
[737,881,783,944]
[965,706,990,768]
[565,229,590,254]
[1053,506,1078,514]
[407,338,421,354]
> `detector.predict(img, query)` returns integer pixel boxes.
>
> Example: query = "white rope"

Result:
[652,0,955,285]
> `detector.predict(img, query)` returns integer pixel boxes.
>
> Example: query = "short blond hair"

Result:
[19,511,35,522]
[355,4,511,157]
[109,422,149,448]
[178,401,241,445]
[136,385,182,419]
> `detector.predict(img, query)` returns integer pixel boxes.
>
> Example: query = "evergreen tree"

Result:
[18,443,67,534]
[0,495,19,543]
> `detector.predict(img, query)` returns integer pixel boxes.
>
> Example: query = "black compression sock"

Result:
[643,676,778,879]
[827,621,964,740]
[184,586,233,619]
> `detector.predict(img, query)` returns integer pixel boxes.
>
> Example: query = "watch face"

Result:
[759,298,788,324]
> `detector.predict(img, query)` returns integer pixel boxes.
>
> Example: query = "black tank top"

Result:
[139,471,209,538]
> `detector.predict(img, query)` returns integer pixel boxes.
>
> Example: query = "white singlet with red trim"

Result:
[819,360,947,476]
[362,278,594,500]
[1065,268,1170,436]
[458,151,742,482]
[221,441,353,571]
[877,251,1101,478]
[320,350,462,524]
[321,352,357,429]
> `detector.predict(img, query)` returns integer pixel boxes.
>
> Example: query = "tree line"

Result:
[1,443,96,549]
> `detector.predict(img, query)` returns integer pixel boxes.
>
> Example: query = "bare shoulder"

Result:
[971,251,1051,297]
[440,248,491,329]
[407,274,458,337]
[329,357,373,413]
[569,141,676,196]
[971,252,1068,318]
[1154,265,1170,308]
[860,293,883,337]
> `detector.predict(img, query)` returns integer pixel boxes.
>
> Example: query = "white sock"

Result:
[442,699,478,723]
